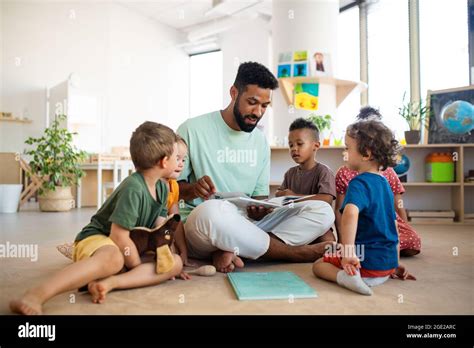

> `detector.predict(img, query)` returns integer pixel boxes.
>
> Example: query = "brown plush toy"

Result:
[129,214,181,274]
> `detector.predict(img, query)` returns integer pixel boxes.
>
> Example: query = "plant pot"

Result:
[405,130,420,144]
[39,186,75,212]
[0,184,22,213]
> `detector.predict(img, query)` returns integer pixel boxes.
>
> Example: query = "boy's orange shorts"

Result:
[323,255,395,278]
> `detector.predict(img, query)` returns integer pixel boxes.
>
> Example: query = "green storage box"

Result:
[425,153,455,182]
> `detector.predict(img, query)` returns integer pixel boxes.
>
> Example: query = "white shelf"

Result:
[271,146,344,150]
[403,144,462,148]
[278,77,367,107]
[0,116,32,124]
[410,221,464,225]
[403,182,461,187]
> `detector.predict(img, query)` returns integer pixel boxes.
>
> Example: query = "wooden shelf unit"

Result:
[278,77,367,107]
[0,116,32,124]
[402,182,461,186]
[270,143,474,224]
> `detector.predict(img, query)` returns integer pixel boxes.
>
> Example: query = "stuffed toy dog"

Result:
[129,214,181,274]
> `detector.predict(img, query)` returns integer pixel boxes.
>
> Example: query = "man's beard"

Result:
[233,96,261,133]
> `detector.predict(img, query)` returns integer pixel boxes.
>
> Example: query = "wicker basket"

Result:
[39,186,75,212]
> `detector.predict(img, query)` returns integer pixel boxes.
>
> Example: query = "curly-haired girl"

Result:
[335,106,421,257]
[312,120,416,295]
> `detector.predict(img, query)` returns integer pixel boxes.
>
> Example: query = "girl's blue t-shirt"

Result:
[340,172,399,271]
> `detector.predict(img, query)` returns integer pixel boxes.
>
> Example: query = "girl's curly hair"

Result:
[346,120,401,170]
[356,106,382,121]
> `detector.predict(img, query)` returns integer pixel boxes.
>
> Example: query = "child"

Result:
[334,106,421,256]
[312,120,416,296]
[10,122,184,314]
[164,136,192,267]
[275,117,336,242]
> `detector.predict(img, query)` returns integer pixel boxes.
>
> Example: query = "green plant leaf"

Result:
[23,113,86,192]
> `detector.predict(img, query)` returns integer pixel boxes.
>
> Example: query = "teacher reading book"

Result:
[177,62,335,273]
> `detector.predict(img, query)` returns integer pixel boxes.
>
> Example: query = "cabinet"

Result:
[270,144,474,224]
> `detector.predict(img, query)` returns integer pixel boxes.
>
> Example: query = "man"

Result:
[178,62,334,273]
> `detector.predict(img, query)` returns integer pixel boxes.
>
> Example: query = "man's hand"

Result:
[390,263,416,281]
[193,175,216,200]
[341,256,361,276]
[247,205,273,221]
[275,189,296,197]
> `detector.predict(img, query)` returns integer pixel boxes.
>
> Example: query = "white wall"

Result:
[105,4,189,149]
[218,17,273,139]
[271,0,339,142]
[0,1,189,153]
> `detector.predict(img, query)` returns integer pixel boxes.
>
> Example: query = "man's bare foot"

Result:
[10,294,43,315]
[88,280,113,304]
[301,241,336,262]
[212,250,244,273]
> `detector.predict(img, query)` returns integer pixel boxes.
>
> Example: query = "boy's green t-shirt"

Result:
[177,110,270,212]
[75,172,168,242]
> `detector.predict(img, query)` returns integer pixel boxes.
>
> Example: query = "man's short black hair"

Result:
[289,117,320,141]
[233,62,279,92]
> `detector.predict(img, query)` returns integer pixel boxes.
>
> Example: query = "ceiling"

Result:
[117,0,273,31]
[116,0,357,32]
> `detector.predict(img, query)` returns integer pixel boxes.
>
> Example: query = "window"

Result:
[419,0,469,98]
[337,5,361,135]
[189,50,223,117]
[367,0,410,139]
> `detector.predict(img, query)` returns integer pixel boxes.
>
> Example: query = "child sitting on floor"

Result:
[57,136,192,266]
[10,122,184,314]
[335,106,421,256]
[312,120,416,296]
[165,136,193,267]
[275,117,336,242]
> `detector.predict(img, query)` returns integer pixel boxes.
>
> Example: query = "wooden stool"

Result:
[18,157,46,207]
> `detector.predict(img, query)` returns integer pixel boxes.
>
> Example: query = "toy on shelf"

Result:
[465,170,474,183]
[425,153,454,183]
[394,154,410,182]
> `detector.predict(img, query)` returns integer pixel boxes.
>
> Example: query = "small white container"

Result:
[0,184,22,213]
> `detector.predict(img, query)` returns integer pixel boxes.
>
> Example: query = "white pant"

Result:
[184,200,335,260]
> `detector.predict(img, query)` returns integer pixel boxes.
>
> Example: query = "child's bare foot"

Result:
[212,250,244,273]
[88,280,113,304]
[10,294,43,315]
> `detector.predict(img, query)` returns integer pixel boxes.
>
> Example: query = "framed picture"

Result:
[293,62,308,77]
[294,83,319,111]
[278,51,292,63]
[311,52,332,77]
[293,50,308,62]
[277,64,292,78]
[425,85,474,144]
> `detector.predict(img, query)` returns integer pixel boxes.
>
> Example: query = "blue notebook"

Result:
[227,271,318,301]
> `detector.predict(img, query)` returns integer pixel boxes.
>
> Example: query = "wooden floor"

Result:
[1,205,473,315]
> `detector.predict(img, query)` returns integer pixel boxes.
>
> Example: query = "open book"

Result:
[210,192,318,210]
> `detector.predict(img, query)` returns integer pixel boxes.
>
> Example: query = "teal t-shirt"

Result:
[75,172,168,242]
[177,111,270,214]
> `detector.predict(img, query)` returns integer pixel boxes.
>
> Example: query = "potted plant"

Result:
[307,114,332,146]
[398,93,430,144]
[24,114,87,212]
